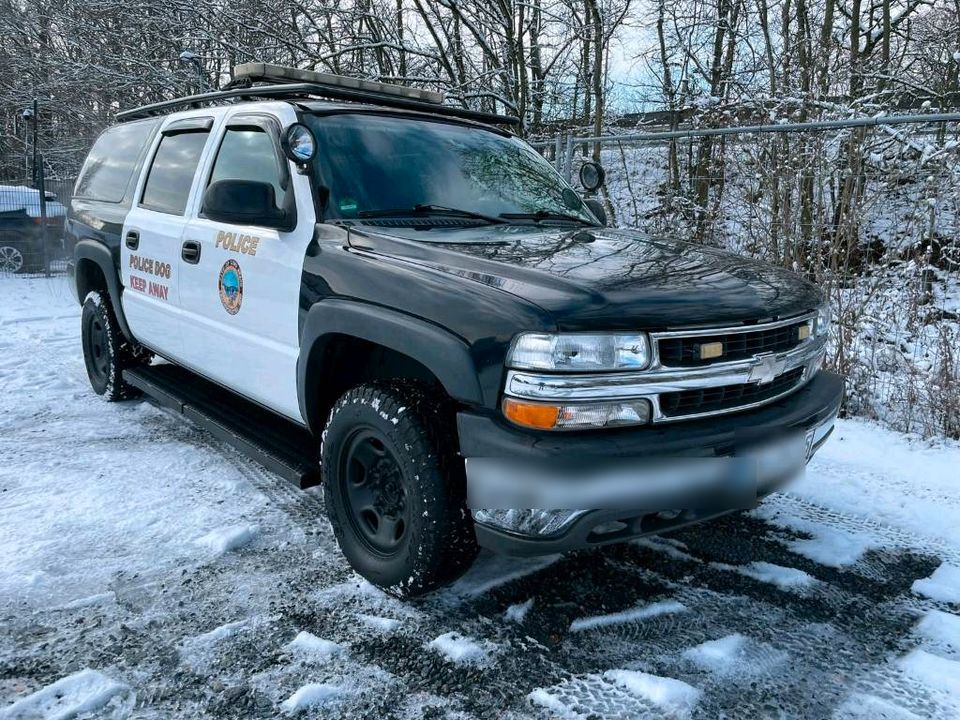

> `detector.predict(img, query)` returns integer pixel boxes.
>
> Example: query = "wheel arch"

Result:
[298,299,484,434]
[74,239,134,341]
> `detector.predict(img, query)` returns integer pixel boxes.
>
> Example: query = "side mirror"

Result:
[584,198,607,227]
[579,161,606,192]
[201,180,293,231]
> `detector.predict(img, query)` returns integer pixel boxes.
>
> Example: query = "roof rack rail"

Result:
[116,64,520,127]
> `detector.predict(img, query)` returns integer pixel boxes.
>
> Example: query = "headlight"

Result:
[815,304,831,337]
[507,332,650,372]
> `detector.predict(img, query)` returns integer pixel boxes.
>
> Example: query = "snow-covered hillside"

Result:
[1,276,959,719]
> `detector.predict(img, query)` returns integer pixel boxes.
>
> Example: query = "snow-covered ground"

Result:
[2,275,960,719]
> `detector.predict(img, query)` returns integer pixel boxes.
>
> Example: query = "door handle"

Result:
[181,240,202,264]
[125,230,140,250]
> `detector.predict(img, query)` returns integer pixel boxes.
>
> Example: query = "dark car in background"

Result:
[0,185,67,273]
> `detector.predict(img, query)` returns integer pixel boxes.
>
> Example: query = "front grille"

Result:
[657,321,809,367]
[659,367,805,418]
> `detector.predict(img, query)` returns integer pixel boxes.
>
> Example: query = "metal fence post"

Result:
[37,156,49,277]
[563,135,576,182]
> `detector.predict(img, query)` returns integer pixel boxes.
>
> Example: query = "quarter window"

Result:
[75,119,159,203]
[208,127,286,211]
[140,130,210,215]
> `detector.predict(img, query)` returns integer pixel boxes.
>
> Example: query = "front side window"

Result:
[208,126,286,211]
[140,130,210,215]
[305,113,595,226]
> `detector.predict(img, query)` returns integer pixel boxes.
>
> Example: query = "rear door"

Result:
[120,117,213,360]
[178,108,316,421]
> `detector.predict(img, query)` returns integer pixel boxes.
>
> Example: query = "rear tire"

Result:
[321,381,478,596]
[81,291,150,401]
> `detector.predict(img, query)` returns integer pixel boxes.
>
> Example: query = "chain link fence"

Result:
[0,169,72,277]
[534,114,960,438]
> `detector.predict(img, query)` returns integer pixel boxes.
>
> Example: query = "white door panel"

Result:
[177,108,315,423]
[120,209,185,358]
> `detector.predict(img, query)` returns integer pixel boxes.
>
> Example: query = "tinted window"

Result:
[74,119,158,203]
[141,130,210,215]
[208,127,286,209]
[305,114,594,224]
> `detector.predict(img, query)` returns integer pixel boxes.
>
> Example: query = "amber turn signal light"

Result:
[502,398,561,430]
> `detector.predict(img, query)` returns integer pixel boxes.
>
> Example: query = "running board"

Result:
[124,364,321,488]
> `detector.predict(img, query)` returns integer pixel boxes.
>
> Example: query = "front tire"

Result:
[321,381,478,596]
[81,291,149,401]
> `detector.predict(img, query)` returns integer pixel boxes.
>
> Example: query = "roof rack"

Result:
[116,63,520,127]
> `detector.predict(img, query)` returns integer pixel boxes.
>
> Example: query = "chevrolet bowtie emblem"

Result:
[748,353,786,385]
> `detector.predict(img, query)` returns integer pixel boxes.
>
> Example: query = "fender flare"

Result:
[297,298,484,431]
[74,239,135,341]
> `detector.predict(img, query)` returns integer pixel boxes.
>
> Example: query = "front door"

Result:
[178,112,316,422]
[120,118,213,360]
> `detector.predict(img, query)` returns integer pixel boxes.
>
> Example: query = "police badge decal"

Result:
[218,259,243,315]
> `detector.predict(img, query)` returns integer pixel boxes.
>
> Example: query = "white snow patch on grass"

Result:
[427,632,492,665]
[358,613,401,633]
[898,649,960,695]
[914,610,960,655]
[285,631,344,661]
[504,598,534,623]
[0,668,132,720]
[713,560,816,591]
[682,633,747,673]
[603,669,700,716]
[912,564,960,603]
[569,599,686,632]
[195,523,259,555]
[279,683,342,714]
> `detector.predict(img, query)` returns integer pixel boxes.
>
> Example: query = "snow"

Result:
[712,561,816,591]
[602,669,700,715]
[898,649,960,696]
[427,632,492,665]
[682,634,747,673]
[286,631,344,661]
[279,683,342,713]
[794,419,960,551]
[912,564,960,603]
[358,613,402,633]
[195,523,259,555]
[569,599,687,632]
[504,598,534,623]
[914,610,960,655]
[0,668,132,720]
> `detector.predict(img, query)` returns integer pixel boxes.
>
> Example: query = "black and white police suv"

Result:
[67,64,844,595]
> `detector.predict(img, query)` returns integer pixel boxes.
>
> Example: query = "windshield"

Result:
[305,113,596,226]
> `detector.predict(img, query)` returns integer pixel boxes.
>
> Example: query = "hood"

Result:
[347,224,822,332]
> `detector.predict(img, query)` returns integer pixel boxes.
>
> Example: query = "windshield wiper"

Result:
[498,209,595,225]
[357,204,505,224]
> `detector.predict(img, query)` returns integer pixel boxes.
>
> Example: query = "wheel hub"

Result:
[342,430,409,555]
[0,246,24,273]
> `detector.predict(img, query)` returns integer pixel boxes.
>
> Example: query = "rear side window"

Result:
[140,130,210,215]
[74,119,158,203]
[208,127,286,209]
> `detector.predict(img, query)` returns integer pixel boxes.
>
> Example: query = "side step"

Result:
[124,364,321,488]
